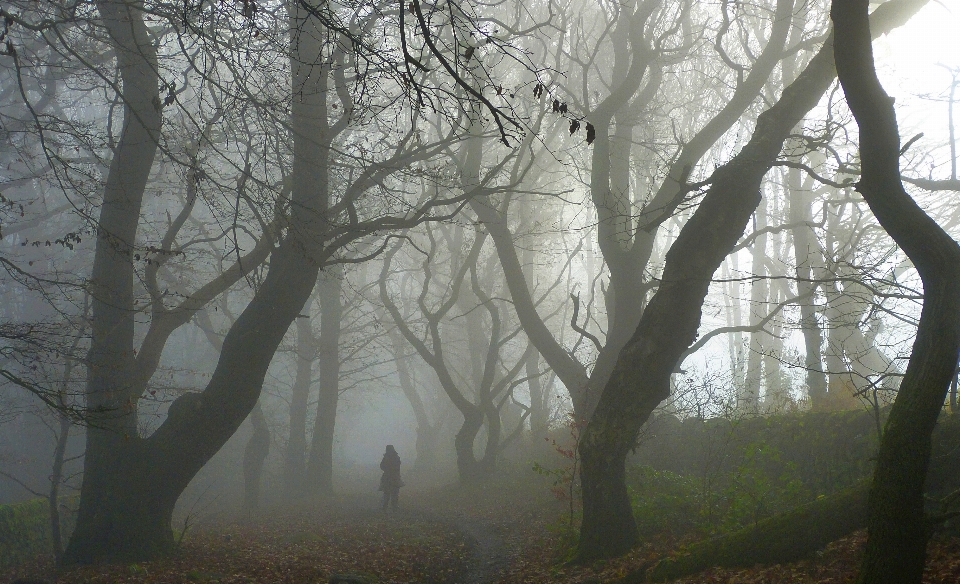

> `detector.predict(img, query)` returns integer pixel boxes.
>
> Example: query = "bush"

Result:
[0,496,77,569]
[625,410,881,537]
[627,466,702,537]
[626,409,960,539]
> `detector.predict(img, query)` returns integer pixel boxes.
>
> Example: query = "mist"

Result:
[2,0,960,582]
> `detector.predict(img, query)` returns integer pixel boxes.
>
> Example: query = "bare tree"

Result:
[833,1,960,583]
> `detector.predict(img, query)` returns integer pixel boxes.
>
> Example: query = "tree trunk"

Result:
[242,403,270,515]
[832,2,960,583]
[743,200,769,411]
[646,484,869,582]
[788,164,827,407]
[455,409,485,480]
[284,310,314,497]
[307,265,343,495]
[48,414,70,564]
[527,351,549,441]
[62,0,161,565]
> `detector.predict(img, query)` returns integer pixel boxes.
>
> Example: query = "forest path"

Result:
[389,471,561,584]
[395,501,514,583]
[447,513,514,584]
[331,486,518,584]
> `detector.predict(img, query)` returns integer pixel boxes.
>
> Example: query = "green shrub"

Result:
[0,498,50,568]
[626,410,884,537]
[0,496,77,569]
[627,466,702,537]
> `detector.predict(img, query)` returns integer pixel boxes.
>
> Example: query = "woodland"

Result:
[2,0,960,582]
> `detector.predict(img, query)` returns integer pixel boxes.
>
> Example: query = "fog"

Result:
[2,0,960,582]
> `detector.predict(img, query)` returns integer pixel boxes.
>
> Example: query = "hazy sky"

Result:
[877,1,960,153]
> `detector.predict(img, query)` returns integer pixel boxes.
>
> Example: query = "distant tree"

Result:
[305,265,344,495]
[380,221,534,480]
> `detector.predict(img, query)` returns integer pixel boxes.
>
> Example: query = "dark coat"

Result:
[379,450,403,491]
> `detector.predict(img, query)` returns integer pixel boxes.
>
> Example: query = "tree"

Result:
[306,264,344,495]
[832,1,960,583]
[573,0,929,560]
[477,0,802,421]
[380,222,534,480]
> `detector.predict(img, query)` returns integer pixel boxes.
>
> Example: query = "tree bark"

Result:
[49,414,70,565]
[63,0,332,562]
[831,2,960,583]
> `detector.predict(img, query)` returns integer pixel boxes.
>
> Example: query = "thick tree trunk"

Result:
[307,265,342,495]
[62,0,161,565]
[645,485,869,582]
[575,0,929,557]
[284,311,314,497]
[577,33,841,564]
[65,441,178,563]
[455,409,485,480]
[832,2,960,584]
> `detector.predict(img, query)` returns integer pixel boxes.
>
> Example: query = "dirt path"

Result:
[450,514,513,584]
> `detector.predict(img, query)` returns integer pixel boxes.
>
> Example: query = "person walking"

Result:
[379,445,403,511]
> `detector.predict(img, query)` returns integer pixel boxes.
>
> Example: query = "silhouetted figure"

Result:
[379,444,403,511]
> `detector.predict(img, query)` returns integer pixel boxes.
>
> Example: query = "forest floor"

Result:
[6,469,960,584]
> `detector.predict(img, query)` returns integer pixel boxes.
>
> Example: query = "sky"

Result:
[877,0,960,158]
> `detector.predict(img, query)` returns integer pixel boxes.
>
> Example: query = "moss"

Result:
[646,484,868,582]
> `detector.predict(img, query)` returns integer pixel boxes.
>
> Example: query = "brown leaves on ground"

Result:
[5,478,960,584]
[502,526,960,584]
[5,496,469,584]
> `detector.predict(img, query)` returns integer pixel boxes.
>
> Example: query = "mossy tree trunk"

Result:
[646,485,869,582]
[832,2,960,583]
